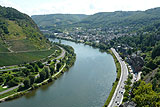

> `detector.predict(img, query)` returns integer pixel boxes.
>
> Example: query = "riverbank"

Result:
[55,37,110,51]
[1,38,116,107]
[103,49,121,106]
[108,48,129,107]
[0,64,66,102]
[54,37,121,106]
[0,44,76,103]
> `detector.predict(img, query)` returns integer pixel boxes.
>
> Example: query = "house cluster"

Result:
[117,45,144,73]
[46,26,143,73]
[54,26,136,44]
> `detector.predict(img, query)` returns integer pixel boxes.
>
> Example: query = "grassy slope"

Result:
[9,39,38,52]
[4,19,50,52]
[0,43,9,52]
[31,14,88,28]
[0,46,59,66]
[0,6,51,52]
[5,20,26,40]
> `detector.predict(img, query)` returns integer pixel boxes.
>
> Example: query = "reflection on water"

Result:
[1,39,116,107]
[40,81,55,91]
[25,90,37,99]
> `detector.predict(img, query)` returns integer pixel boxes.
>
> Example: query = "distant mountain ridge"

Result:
[31,14,88,29]
[32,7,160,30]
[77,7,160,28]
[0,5,50,52]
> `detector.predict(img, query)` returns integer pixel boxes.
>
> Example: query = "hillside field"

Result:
[0,45,60,66]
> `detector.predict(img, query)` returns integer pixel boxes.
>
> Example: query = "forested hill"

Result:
[32,7,160,31]
[31,14,88,29]
[0,6,50,52]
[77,7,160,28]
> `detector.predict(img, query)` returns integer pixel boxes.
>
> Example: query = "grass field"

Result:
[6,20,26,40]
[0,43,9,52]
[103,49,121,107]
[9,39,38,52]
[0,46,60,66]
[0,86,8,92]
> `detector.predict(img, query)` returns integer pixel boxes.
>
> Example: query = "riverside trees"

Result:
[132,81,160,107]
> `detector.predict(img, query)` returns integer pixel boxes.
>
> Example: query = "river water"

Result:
[1,39,116,107]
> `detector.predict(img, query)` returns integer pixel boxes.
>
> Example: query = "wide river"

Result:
[1,39,116,107]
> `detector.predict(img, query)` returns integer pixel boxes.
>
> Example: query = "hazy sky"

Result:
[0,0,160,16]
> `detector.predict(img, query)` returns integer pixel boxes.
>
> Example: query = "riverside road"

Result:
[108,48,128,107]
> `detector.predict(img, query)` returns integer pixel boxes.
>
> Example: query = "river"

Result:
[1,39,116,107]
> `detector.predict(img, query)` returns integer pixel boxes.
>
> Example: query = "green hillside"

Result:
[32,7,160,106]
[107,15,160,107]
[31,14,88,30]
[78,7,160,29]
[0,5,50,52]
[32,7,160,32]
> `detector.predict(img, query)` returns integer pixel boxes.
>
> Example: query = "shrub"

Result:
[31,83,39,90]
[23,78,30,88]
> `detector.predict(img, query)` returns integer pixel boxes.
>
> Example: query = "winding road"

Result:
[108,48,128,107]
[0,46,66,96]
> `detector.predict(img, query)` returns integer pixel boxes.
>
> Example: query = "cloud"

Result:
[0,0,28,14]
[1,0,160,16]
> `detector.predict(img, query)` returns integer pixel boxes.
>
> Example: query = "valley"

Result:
[0,3,160,107]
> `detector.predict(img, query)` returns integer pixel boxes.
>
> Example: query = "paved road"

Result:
[43,45,65,65]
[0,85,19,95]
[55,46,66,60]
[36,46,65,78]
[0,46,66,95]
[108,48,128,107]
[0,67,26,72]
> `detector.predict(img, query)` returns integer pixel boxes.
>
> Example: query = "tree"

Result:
[7,78,19,87]
[37,61,44,68]
[146,60,157,70]
[26,63,36,72]
[142,66,152,74]
[18,85,23,91]
[30,66,35,72]
[29,75,35,85]
[22,69,30,76]
[49,65,55,75]
[155,72,160,80]
[48,60,51,64]
[57,63,61,71]
[152,78,157,91]
[125,78,132,85]
[0,76,4,85]
[127,48,132,55]
[110,40,114,46]
[34,64,39,72]
[23,78,30,88]
[31,83,38,90]
[26,64,33,69]
[132,81,160,107]
[48,77,53,83]
[5,74,14,85]
[44,66,50,78]
[152,44,160,58]
[39,71,46,81]
[2,25,9,34]
[29,62,35,67]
